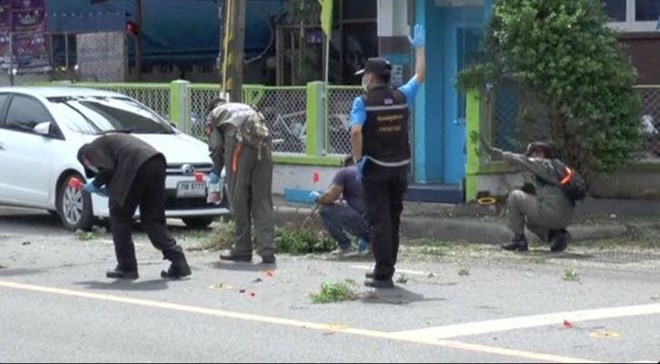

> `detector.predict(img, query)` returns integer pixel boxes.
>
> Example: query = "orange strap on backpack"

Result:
[560,167,573,186]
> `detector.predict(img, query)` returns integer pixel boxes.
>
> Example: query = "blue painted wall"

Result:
[413,0,491,185]
[414,0,445,183]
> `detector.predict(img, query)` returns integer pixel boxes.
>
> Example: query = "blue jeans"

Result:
[318,202,369,250]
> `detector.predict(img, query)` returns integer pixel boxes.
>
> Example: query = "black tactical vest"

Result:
[362,85,410,165]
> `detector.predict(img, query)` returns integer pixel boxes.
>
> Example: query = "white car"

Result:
[0,87,229,231]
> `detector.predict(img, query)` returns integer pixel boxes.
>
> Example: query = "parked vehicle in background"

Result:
[0,87,230,231]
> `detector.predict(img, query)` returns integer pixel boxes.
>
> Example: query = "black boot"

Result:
[106,265,139,280]
[260,255,276,265]
[219,250,253,262]
[550,229,570,253]
[161,246,192,279]
[364,277,395,289]
[502,234,528,252]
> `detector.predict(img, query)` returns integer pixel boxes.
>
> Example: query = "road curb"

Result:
[273,205,630,244]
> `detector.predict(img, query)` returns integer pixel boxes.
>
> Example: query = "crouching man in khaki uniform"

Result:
[482,141,575,252]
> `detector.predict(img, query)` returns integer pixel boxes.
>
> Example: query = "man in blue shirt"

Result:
[350,24,426,289]
[310,157,369,256]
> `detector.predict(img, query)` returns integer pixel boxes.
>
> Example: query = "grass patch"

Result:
[74,226,106,241]
[458,268,471,276]
[186,222,335,255]
[310,279,358,304]
[275,227,335,255]
[186,221,234,251]
[396,274,409,284]
[419,244,451,256]
[562,268,580,282]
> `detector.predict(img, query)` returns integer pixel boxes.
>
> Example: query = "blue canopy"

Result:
[46,0,287,65]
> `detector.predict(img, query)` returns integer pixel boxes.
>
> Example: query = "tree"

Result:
[459,0,642,180]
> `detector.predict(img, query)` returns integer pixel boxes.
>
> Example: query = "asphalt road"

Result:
[1,207,659,363]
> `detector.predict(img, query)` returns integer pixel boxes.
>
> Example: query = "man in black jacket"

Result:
[349,24,425,289]
[77,133,191,280]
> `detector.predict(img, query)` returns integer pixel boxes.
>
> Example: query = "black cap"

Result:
[525,141,559,159]
[355,57,392,76]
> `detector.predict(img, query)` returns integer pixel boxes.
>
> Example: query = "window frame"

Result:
[3,94,64,140]
[606,0,660,32]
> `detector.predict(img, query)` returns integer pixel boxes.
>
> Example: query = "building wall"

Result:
[377,0,413,86]
[619,33,660,85]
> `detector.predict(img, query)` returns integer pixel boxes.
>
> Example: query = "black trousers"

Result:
[109,157,177,270]
[362,164,408,280]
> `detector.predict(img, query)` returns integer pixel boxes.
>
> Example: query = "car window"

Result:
[48,96,175,135]
[5,95,53,133]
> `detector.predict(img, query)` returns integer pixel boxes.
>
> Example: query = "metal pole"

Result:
[64,33,69,71]
[135,0,142,81]
[223,0,246,102]
[324,33,330,83]
[8,33,13,86]
[217,0,225,88]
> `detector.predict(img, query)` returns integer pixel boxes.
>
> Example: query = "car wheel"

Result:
[56,174,95,231]
[182,217,215,230]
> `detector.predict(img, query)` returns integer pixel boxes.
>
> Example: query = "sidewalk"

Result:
[272,195,660,244]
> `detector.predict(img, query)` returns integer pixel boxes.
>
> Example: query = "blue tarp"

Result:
[46,0,287,65]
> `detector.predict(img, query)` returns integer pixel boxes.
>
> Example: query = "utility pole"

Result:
[221,0,246,102]
[135,0,143,81]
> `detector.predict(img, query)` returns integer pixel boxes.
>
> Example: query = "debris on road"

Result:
[209,283,234,290]
[563,320,574,329]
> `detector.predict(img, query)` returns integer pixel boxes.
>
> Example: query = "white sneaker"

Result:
[331,246,357,257]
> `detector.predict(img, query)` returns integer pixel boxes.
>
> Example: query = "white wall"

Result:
[377,0,410,37]
[272,164,343,194]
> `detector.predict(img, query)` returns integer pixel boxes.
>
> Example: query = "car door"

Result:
[0,94,58,207]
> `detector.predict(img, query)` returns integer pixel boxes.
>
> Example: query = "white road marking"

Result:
[394,303,660,339]
[0,280,598,363]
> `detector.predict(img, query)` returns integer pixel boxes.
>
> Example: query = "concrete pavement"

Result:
[1,208,660,363]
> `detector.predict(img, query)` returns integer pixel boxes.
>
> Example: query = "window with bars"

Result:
[604,0,660,31]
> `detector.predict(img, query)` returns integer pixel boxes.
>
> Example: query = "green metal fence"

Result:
[327,86,362,155]
[54,80,357,166]
[465,84,660,202]
[638,86,660,159]
[482,83,660,159]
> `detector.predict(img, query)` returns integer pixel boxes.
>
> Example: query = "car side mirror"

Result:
[34,122,52,136]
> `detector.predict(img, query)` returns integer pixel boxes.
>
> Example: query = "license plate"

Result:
[176,181,207,198]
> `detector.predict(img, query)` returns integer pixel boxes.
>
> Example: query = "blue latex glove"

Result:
[408,24,425,49]
[356,157,368,181]
[358,239,369,254]
[208,171,220,184]
[308,190,321,203]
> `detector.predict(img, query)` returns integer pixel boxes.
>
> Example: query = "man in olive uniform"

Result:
[482,140,574,252]
[349,24,426,289]
[206,99,276,265]
[77,133,192,280]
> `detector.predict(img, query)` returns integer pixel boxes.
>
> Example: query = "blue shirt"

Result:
[333,166,365,214]
[350,77,420,128]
